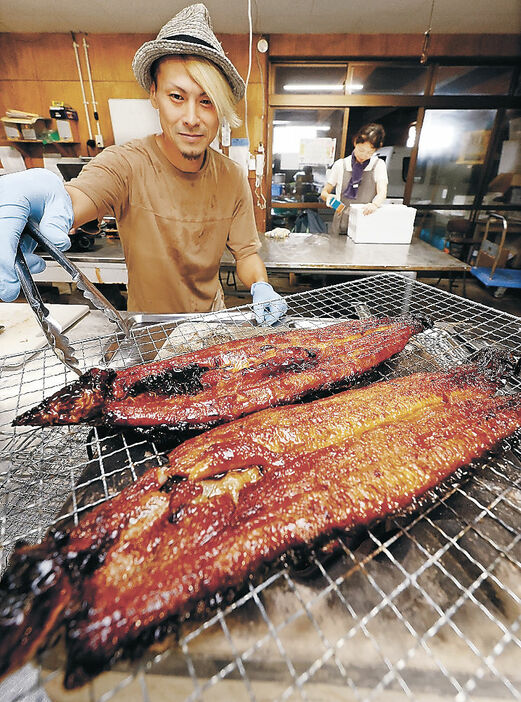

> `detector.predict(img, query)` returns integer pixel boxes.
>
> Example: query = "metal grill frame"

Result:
[1,272,520,702]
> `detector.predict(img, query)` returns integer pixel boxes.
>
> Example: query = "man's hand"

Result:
[250,281,288,326]
[0,169,73,301]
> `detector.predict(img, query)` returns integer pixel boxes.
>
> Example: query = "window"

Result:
[267,60,519,229]
[272,62,429,96]
[433,66,514,95]
[347,63,428,95]
[273,65,348,95]
[271,108,344,202]
[411,109,496,205]
[484,109,521,206]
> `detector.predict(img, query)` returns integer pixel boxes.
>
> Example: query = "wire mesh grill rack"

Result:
[1,273,521,702]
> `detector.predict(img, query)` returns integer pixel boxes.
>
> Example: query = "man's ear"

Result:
[150,84,158,109]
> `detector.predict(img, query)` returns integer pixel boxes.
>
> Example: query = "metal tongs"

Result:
[15,222,131,375]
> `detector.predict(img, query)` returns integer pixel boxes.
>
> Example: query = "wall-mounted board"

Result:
[108,99,161,145]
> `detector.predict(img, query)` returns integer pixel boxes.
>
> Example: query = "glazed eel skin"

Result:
[13,316,428,430]
[1,359,521,688]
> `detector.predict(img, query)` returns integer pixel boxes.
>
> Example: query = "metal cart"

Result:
[1,273,520,702]
[470,212,521,297]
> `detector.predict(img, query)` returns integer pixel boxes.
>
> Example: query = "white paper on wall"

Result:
[108,99,162,145]
[229,138,249,175]
[56,119,72,141]
[299,138,336,167]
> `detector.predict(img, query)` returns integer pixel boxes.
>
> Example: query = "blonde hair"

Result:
[152,55,241,128]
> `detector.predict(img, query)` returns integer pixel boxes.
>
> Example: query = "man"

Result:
[0,3,286,325]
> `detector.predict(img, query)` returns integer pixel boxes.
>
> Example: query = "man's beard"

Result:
[181,150,204,161]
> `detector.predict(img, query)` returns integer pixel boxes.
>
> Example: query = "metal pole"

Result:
[71,32,93,141]
[82,36,103,147]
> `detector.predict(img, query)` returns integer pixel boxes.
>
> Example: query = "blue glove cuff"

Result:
[250,281,274,296]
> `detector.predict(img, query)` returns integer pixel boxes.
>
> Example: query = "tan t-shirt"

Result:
[68,135,260,313]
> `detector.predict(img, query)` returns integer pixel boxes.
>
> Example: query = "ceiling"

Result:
[0,0,520,35]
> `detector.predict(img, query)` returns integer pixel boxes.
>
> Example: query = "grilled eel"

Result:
[13,316,428,431]
[1,357,521,688]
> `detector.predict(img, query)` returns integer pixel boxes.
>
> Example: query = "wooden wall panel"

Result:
[0,34,81,81]
[268,33,426,58]
[0,35,38,80]
[0,29,517,231]
[268,33,521,59]
[0,80,46,116]
[83,34,152,83]
[430,33,521,57]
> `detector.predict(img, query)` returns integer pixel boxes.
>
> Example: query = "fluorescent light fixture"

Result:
[283,83,344,92]
[346,83,364,92]
[273,120,290,125]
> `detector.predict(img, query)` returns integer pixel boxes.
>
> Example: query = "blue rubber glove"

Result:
[250,281,288,326]
[0,168,74,302]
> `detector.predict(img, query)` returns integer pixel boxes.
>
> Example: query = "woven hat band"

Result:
[163,35,215,50]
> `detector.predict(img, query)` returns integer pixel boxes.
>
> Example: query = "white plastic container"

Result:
[347,203,417,244]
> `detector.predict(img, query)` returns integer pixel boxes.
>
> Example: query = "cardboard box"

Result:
[488,172,521,194]
[476,239,513,269]
[347,204,417,244]
[476,250,510,269]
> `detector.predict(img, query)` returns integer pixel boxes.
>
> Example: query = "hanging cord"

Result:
[71,32,94,142]
[243,0,253,146]
[420,0,436,64]
[254,48,266,209]
[248,0,266,209]
[82,35,103,147]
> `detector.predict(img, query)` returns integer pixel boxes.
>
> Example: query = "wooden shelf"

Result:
[1,138,81,168]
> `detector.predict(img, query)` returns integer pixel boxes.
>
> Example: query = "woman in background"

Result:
[321,123,388,235]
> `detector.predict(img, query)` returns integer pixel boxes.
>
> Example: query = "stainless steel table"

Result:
[34,237,129,285]
[222,233,469,278]
[33,233,469,285]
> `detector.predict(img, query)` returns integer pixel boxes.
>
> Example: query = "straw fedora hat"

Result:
[132,3,245,101]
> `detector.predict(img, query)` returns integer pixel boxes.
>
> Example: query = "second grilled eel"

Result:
[13,316,428,430]
[2,357,520,687]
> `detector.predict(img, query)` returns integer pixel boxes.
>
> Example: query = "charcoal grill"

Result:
[1,272,521,702]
